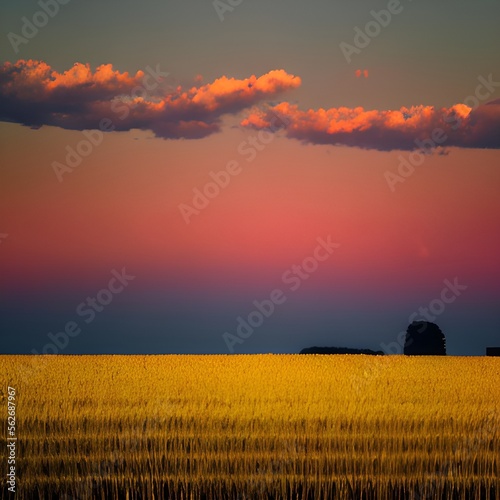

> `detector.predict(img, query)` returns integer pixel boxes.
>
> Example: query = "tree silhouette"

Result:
[404,321,446,355]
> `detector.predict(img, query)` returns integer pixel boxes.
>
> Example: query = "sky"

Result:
[1,0,499,355]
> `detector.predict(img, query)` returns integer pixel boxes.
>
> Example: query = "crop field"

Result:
[1,355,499,499]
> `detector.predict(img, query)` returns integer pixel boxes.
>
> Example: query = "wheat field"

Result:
[1,355,498,499]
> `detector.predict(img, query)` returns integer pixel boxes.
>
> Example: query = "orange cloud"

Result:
[241,101,500,151]
[0,60,145,101]
[0,60,301,139]
[2,60,498,150]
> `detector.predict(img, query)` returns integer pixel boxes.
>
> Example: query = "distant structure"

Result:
[299,346,384,355]
[486,347,500,356]
[404,321,446,355]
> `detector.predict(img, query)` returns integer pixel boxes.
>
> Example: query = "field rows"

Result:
[1,355,499,499]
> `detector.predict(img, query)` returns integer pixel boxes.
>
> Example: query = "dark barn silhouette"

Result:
[486,347,500,356]
[404,321,446,355]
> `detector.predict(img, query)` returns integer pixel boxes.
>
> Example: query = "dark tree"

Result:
[404,321,446,355]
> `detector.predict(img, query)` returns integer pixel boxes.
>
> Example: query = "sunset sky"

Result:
[1,0,499,355]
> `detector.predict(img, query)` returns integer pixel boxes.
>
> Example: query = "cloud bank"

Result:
[1,60,499,150]
[242,100,500,151]
[0,60,301,139]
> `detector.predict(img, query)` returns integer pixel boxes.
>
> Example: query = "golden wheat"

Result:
[0,355,498,499]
